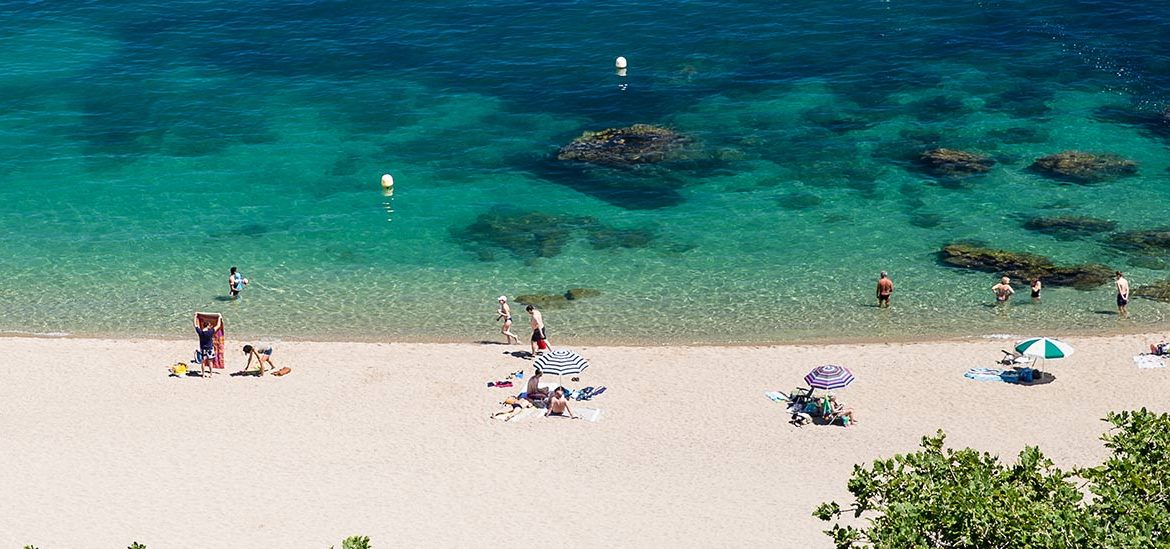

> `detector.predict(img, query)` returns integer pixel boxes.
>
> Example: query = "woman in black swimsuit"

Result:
[1030,279,1042,301]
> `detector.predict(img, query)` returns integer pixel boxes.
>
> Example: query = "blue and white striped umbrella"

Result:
[804,364,855,390]
[533,349,591,377]
[1015,337,1074,360]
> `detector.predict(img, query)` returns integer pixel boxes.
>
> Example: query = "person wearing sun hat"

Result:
[496,295,519,344]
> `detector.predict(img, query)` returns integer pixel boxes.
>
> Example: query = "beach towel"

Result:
[575,408,603,422]
[195,312,225,369]
[1134,355,1167,369]
[499,408,539,423]
[765,391,787,403]
[964,367,1006,382]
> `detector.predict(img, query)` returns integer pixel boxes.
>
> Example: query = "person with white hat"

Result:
[496,295,520,344]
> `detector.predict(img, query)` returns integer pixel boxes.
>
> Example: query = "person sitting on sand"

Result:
[1150,341,1170,356]
[241,344,276,374]
[526,367,549,404]
[825,395,856,427]
[490,396,533,421]
[545,387,578,419]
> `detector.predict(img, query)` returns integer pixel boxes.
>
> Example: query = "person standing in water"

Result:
[876,271,894,308]
[527,305,552,356]
[1030,278,1042,302]
[496,296,519,344]
[228,266,248,300]
[992,276,1015,304]
[1116,271,1130,318]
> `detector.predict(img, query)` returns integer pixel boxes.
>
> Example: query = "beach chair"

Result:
[998,349,1035,368]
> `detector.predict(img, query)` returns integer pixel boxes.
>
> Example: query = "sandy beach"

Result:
[1,333,1168,548]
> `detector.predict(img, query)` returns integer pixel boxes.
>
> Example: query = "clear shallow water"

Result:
[3,0,1170,343]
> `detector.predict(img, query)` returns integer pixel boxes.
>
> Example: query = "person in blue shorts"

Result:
[242,344,276,374]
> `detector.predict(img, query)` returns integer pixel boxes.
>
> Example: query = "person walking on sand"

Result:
[526,305,552,356]
[228,266,248,300]
[992,276,1015,304]
[1031,278,1042,301]
[876,271,894,308]
[1116,271,1130,317]
[496,296,519,344]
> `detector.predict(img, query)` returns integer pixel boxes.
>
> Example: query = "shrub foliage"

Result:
[815,409,1170,548]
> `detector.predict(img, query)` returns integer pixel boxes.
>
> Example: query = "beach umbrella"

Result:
[804,364,854,391]
[532,349,591,379]
[1014,337,1074,360]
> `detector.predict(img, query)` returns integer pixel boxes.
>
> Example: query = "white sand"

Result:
[1,334,1168,548]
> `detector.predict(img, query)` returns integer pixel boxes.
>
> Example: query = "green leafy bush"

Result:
[331,535,371,549]
[816,409,1170,548]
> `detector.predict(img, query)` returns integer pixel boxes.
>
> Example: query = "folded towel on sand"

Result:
[1134,355,1166,369]
[575,408,603,422]
[765,391,787,402]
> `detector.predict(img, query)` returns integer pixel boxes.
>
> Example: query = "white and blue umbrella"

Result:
[1014,337,1074,360]
[804,364,855,391]
[533,349,591,377]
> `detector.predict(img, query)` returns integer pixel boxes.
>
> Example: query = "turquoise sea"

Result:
[3,0,1170,343]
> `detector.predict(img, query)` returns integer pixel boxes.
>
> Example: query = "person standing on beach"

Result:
[876,271,894,308]
[1116,271,1130,317]
[526,305,552,356]
[1030,278,1042,301]
[496,296,519,344]
[992,276,1015,304]
[194,313,222,378]
[228,266,248,300]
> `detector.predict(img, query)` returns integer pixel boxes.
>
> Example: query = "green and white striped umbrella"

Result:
[1014,337,1074,360]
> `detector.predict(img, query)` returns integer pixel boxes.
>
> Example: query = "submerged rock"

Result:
[566,288,601,300]
[917,148,995,177]
[1029,151,1138,184]
[454,211,595,260]
[515,293,570,309]
[939,243,1112,289]
[557,124,691,166]
[1134,280,1170,302]
[517,287,603,308]
[1022,215,1117,240]
[1106,229,1170,254]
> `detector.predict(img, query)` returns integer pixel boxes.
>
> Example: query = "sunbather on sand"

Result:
[526,367,549,403]
[490,396,533,421]
[826,395,856,426]
[545,387,578,419]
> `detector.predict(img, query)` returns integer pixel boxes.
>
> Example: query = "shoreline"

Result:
[5,320,1167,347]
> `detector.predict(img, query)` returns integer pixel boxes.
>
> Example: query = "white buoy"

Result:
[615,56,628,77]
[380,173,394,189]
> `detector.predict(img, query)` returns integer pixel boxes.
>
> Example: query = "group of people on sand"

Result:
[191,313,279,377]
[185,266,283,378]
[496,296,552,356]
[490,366,578,420]
[875,270,1133,317]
